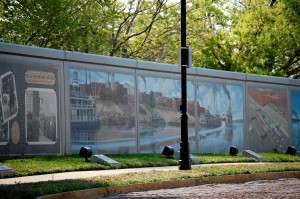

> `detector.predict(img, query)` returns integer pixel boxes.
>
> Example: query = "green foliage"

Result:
[0,0,113,51]
[1,0,300,78]
[226,0,300,78]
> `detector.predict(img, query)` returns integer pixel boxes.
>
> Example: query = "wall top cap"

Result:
[0,42,65,59]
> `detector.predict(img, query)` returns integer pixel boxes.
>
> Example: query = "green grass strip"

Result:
[1,153,300,177]
[1,162,300,199]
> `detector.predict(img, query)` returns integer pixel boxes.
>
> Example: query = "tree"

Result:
[1,0,73,47]
[1,0,299,78]
[185,0,300,78]
[226,0,300,78]
[0,0,112,52]
[187,0,234,71]
[108,0,171,58]
[129,1,180,63]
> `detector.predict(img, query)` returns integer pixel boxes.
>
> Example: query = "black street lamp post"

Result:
[179,0,191,170]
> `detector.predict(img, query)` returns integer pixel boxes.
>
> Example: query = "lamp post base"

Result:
[179,141,191,170]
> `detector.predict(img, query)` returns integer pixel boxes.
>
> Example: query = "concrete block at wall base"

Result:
[0,163,15,178]
[91,155,120,169]
[242,150,265,162]
[190,154,200,164]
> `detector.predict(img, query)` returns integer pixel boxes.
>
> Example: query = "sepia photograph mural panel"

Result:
[138,74,195,153]
[69,69,136,154]
[291,90,300,151]
[248,85,289,152]
[0,71,18,144]
[196,81,244,153]
[0,71,18,124]
[25,88,57,144]
[0,61,60,154]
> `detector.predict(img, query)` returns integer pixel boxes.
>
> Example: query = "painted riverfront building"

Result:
[0,42,300,156]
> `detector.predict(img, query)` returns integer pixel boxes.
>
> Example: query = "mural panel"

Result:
[248,85,289,152]
[25,88,57,144]
[196,81,244,153]
[0,71,17,144]
[69,69,136,154]
[0,71,18,124]
[0,61,60,154]
[291,90,300,151]
[138,74,195,153]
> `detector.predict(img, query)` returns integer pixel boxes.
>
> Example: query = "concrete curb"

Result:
[37,171,300,199]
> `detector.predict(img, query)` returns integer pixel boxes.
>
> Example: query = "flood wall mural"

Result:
[196,81,244,153]
[69,69,136,154]
[292,90,300,151]
[69,68,297,155]
[1,43,300,156]
[248,85,289,152]
[137,75,195,153]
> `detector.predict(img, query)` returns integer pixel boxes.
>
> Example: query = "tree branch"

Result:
[110,0,165,57]
[212,50,230,71]
[281,48,300,70]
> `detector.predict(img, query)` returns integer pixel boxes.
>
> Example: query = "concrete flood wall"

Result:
[0,42,300,155]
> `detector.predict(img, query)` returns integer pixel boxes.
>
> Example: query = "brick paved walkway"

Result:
[102,178,300,198]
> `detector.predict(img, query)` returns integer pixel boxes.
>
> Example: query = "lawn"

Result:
[1,153,300,199]
[1,153,300,177]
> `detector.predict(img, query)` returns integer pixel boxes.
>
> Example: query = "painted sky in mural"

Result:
[138,76,194,100]
[292,91,300,121]
[138,75,195,153]
[197,82,243,121]
[69,69,134,85]
[196,81,244,153]
[291,90,300,150]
